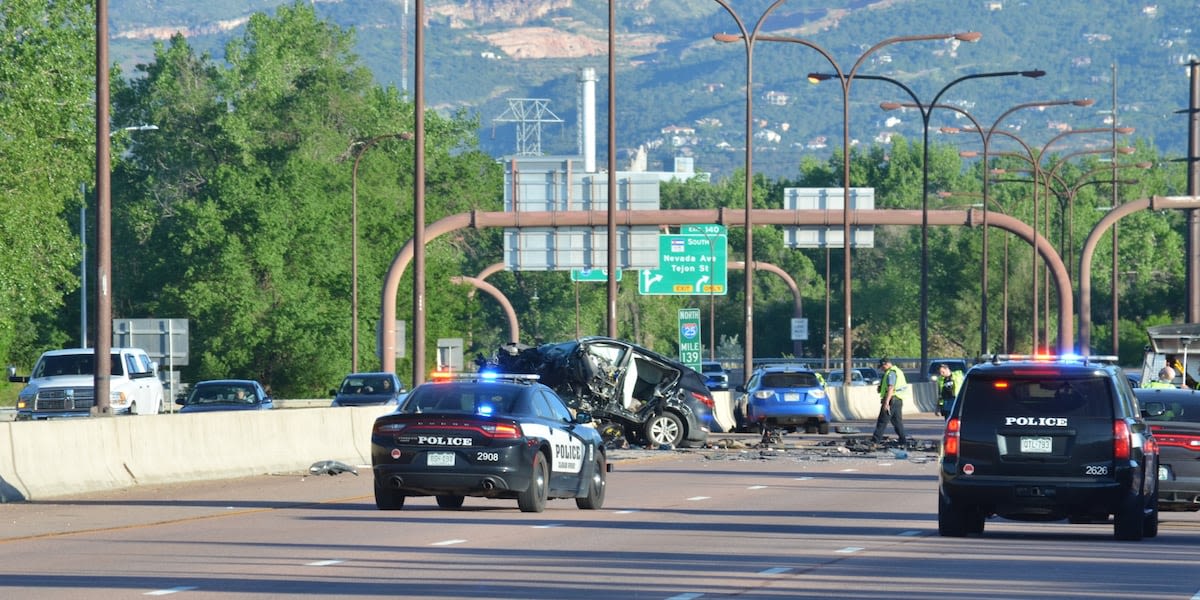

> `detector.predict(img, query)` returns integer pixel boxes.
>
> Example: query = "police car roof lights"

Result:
[428,372,540,385]
[980,353,1119,365]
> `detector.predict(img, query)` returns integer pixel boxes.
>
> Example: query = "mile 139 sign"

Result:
[678,308,702,372]
[638,225,727,296]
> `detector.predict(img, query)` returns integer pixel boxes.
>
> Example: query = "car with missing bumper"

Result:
[1135,387,1200,511]
[370,372,607,513]
[735,365,830,436]
[481,336,715,448]
[939,354,1159,540]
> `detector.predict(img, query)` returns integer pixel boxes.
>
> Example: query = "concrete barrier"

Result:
[0,384,939,502]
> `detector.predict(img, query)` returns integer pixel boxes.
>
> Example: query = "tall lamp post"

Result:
[842,67,1042,372]
[712,0,790,386]
[718,30,981,378]
[350,132,413,373]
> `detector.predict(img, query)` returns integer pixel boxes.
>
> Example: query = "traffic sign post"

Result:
[639,226,727,296]
[678,308,702,372]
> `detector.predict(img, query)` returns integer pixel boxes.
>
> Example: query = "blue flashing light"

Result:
[477,403,495,416]
[479,370,499,380]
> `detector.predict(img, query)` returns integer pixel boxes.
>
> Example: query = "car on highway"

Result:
[1136,387,1200,512]
[370,371,607,513]
[701,361,730,391]
[735,365,830,436]
[177,379,273,413]
[826,368,866,386]
[482,336,715,448]
[939,354,1159,540]
[331,372,406,407]
[857,366,883,386]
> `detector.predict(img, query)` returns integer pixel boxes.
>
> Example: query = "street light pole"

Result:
[350,132,413,373]
[744,30,980,378]
[712,0,790,387]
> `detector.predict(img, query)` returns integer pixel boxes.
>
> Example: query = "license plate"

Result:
[427,452,455,467]
[1159,465,1171,481]
[784,392,800,402]
[1020,436,1053,453]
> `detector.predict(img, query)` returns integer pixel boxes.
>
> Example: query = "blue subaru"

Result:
[736,365,831,435]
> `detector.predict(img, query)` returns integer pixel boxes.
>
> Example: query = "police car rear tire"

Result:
[518,452,549,513]
[576,455,607,510]
[937,492,969,537]
[375,482,406,510]
[1113,490,1146,541]
[436,494,465,509]
[1143,486,1159,538]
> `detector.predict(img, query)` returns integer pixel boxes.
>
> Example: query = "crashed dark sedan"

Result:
[481,336,715,448]
[1136,387,1200,511]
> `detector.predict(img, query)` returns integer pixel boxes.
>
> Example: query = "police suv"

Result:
[938,354,1160,540]
[371,372,607,513]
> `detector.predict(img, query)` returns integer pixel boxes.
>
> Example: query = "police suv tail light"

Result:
[481,423,522,439]
[1113,420,1131,460]
[943,417,960,458]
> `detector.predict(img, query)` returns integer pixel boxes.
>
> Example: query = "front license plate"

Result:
[427,452,455,467]
[1020,436,1053,453]
[784,392,800,402]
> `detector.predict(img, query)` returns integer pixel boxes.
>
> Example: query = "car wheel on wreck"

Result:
[644,411,685,447]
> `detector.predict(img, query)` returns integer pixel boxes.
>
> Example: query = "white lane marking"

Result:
[840,468,858,472]
[431,539,467,546]
[1191,590,1200,600]
[836,547,864,554]
[898,530,921,537]
[748,485,768,490]
[532,523,562,529]
[760,567,793,575]
[145,587,198,596]
[877,462,894,466]
[687,496,711,501]
[795,476,813,481]
[306,560,344,566]
[614,509,638,514]
[665,594,704,600]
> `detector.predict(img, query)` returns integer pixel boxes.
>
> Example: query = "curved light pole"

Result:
[852,67,1042,372]
[350,132,413,373]
[712,0,790,386]
[722,30,981,378]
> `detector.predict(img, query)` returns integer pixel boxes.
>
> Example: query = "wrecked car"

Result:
[479,336,715,448]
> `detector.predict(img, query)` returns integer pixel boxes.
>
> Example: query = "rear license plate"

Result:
[427,452,455,467]
[784,392,800,402]
[1159,465,1171,480]
[1020,436,1053,453]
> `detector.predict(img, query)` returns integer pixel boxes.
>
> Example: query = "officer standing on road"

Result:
[871,357,910,446]
[935,362,964,418]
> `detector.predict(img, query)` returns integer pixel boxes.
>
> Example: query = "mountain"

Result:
[109,0,1200,181]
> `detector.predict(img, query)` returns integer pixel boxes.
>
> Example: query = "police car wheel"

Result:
[576,455,607,510]
[436,494,465,509]
[518,452,549,513]
[375,482,406,511]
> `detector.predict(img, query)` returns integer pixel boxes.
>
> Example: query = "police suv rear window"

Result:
[961,374,1114,419]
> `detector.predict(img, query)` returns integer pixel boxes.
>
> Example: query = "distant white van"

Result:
[7,348,165,420]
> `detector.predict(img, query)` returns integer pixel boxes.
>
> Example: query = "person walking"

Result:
[872,357,910,446]
[935,362,965,418]
[1143,366,1177,389]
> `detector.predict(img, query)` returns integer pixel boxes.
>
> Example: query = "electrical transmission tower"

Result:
[493,98,563,156]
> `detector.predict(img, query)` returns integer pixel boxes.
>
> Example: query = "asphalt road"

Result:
[1,417,1198,599]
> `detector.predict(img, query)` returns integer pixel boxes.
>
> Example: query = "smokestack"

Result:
[579,67,597,172]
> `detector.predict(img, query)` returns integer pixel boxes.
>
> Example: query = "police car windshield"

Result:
[399,384,522,416]
[962,374,1113,419]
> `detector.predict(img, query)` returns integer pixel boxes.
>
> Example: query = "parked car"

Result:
[939,354,1158,540]
[857,366,883,386]
[735,365,830,435]
[482,336,715,447]
[700,361,730,391]
[331,372,407,407]
[826,369,866,386]
[177,379,273,413]
[1135,387,1200,512]
[370,372,607,513]
[8,347,164,419]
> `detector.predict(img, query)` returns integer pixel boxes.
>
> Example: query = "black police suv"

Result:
[938,355,1160,540]
[371,372,607,513]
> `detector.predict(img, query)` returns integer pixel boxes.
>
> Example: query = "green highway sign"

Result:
[639,227,727,296]
[678,308,702,371]
[570,268,621,282]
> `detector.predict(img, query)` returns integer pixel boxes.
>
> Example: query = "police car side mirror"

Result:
[574,411,593,425]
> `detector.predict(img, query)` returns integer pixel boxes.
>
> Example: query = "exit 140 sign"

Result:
[639,225,727,296]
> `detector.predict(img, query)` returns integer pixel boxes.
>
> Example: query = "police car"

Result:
[371,372,608,513]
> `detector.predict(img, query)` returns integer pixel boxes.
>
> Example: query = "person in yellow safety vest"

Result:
[871,357,911,446]
[935,363,965,419]
[1143,366,1178,389]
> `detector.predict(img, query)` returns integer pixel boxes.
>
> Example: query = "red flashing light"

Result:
[1113,420,1131,460]
[430,371,454,382]
[943,417,960,458]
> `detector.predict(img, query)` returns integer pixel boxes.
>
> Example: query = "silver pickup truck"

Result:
[7,347,165,419]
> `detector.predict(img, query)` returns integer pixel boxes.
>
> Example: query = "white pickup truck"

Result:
[7,348,165,420]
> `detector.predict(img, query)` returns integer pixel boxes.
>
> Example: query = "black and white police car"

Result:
[371,371,608,513]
